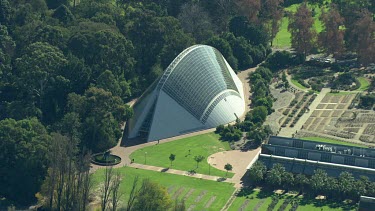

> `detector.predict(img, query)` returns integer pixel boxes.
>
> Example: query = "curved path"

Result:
[237,66,257,117]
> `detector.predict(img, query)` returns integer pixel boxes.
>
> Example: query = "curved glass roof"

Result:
[158,45,240,121]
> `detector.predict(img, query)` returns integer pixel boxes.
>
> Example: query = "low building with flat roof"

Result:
[359,196,375,211]
[257,136,375,180]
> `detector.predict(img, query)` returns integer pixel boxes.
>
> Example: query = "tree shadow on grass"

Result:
[239,170,254,188]
[236,187,256,197]
[256,189,274,199]
[298,196,357,211]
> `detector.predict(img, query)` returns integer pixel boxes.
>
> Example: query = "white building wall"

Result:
[205,94,245,127]
[147,91,206,142]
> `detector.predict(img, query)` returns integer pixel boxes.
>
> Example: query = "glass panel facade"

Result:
[160,45,240,120]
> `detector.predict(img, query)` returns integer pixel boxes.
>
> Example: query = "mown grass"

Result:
[228,189,356,211]
[301,137,367,148]
[130,133,234,178]
[356,77,370,91]
[91,167,235,210]
[291,79,309,90]
[273,3,326,48]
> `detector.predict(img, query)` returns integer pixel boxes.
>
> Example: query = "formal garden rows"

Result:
[92,167,235,210]
[279,91,316,128]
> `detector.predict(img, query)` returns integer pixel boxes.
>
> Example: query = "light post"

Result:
[144,152,147,164]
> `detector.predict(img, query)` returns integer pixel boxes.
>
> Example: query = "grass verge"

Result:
[291,79,308,90]
[130,133,234,178]
[356,77,370,91]
[301,137,367,148]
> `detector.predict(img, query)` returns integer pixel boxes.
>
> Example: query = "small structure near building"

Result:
[359,196,375,211]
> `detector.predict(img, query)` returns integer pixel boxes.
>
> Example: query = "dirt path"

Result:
[237,67,257,118]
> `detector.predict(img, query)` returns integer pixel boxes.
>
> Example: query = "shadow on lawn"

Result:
[298,195,357,210]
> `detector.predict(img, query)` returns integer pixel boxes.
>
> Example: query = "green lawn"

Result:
[301,137,367,148]
[356,77,370,91]
[92,167,235,210]
[228,189,356,211]
[273,17,291,48]
[130,133,234,178]
[291,79,308,90]
[273,3,325,48]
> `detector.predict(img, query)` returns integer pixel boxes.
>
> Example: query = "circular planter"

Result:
[91,153,121,166]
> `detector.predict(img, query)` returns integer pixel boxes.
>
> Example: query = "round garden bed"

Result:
[91,152,121,166]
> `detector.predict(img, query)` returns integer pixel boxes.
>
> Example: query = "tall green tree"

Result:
[194,155,205,168]
[295,174,309,193]
[67,87,133,151]
[248,161,267,184]
[266,163,286,189]
[337,171,355,200]
[0,0,12,25]
[14,42,68,122]
[0,118,51,205]
[310,169,328,196]
[133,179,172,211]
[224,163,233,177]
[169,154,176,167]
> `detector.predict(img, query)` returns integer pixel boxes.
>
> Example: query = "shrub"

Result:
[289,100,297,107]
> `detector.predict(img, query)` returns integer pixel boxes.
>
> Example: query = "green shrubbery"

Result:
[359,94,375,109]
[249,161,375,201]
[217,67,274,145]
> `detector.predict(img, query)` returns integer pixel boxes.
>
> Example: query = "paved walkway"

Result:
[208,148,261,188]
[129,163,222,181]
[278,88,331,137]
[237,66,257,118]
